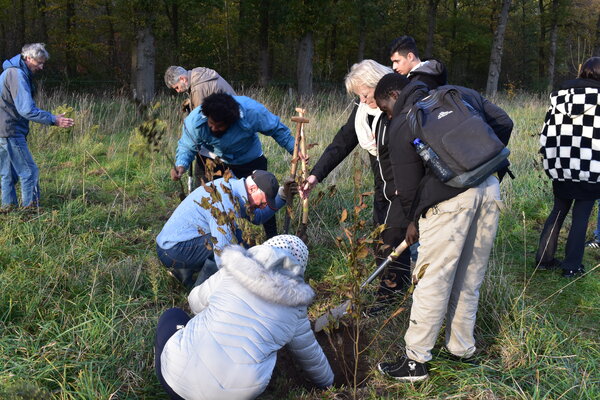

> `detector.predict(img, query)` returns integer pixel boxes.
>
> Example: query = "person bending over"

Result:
[154,235,334,400]
[374,73,512,382]
[156,170,296,288]
[171,93,295,238]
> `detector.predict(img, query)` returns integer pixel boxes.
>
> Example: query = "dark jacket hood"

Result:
[392,80,429,118]
[408,59,448,89]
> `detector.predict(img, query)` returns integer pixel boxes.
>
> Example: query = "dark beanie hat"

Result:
[251,170,280,209]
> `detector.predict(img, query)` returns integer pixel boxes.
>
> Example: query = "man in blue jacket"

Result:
[157,170,296,288]
[0,43,74,208]
[170,92,295,238]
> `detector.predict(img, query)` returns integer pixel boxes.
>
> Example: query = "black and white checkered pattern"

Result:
[540,87,600,182]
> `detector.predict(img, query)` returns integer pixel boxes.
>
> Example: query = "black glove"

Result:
[278,178,298,201]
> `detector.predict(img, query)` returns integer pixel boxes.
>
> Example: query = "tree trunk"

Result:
[546,0,559,91]
[485,0,512,98]
[357,13,365,62]
[163,0,179,63]
[404,1,415,35]
[132,27,155,108]
[593,11,600,56]
[237,0,251,77]
[425,0,439,59]
[538,0,546,80]
[37,0,48,44]
[0,21,6,58]
[14,0,24,47]
[104,0,118,78]
[65,0,76,77]
[297,31,313,98]
[258,0,270,87]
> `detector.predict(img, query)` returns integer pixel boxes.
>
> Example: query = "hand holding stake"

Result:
[284,108,309,234]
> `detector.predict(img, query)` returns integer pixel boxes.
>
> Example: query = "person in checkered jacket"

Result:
[535,56,600,278]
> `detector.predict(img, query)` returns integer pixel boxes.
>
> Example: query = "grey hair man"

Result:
[165,65,237,188]
[0,43,74,208]
[164,65,236,112]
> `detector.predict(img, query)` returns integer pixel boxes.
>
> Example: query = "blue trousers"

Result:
[0,134,40,207]
[155,307,190,400]
[156,234,214,289]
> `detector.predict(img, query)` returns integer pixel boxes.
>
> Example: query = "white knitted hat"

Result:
[263,235,308,270]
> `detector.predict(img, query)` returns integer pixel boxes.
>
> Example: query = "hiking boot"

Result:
[377,356,429,382]
[585,239,600,249]
[536,258,561,270]
[562,265,585,278]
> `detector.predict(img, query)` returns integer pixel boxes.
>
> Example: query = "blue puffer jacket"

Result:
[0,54,55,138]
[175,96,294,168]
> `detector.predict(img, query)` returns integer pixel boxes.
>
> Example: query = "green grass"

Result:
[0,89,598,399]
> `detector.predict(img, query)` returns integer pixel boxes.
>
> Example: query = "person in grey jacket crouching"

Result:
[154,234,334,400]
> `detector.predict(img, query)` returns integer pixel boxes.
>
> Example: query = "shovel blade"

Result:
[314,299,351,332]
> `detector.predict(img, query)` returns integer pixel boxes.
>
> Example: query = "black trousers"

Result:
[369,154,389,227]
[536,196,595,271]
[195,154,277,239]
[155,307,190,400]
[376,196,412,296]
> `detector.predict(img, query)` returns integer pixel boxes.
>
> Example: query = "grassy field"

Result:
[0,88,598,399]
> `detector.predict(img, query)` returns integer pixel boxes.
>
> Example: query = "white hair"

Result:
[21,43,49,61]
[344,59,393,94]
[164,66,188,87]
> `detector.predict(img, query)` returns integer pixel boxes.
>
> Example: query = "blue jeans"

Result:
[0,135,40,207]
[156,234,214,288]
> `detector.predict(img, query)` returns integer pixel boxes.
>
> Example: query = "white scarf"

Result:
[354,102,381,156]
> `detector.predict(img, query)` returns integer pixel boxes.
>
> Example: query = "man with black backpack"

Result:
[373,73,513,381]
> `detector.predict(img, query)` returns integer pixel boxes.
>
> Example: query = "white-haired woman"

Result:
[155,235,334,400]
[300,60,411,301]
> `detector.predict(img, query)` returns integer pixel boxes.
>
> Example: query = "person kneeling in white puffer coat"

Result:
[154,234,334,400]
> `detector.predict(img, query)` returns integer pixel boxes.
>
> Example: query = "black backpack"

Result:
[407,86,510,188]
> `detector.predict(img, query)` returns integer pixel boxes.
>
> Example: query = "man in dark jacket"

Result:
[389,35,447,90]
[373,73,513,382]
[0,43,74,208]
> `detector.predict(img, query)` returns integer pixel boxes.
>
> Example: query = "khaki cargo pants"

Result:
[405,175,502,363]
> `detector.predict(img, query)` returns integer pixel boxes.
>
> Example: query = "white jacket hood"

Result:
[221,244,315,307]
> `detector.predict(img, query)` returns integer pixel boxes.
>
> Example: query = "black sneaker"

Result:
[377,356,429,382]
[585,239,600,249]
[562,265,585,278]
[537,258,561,270]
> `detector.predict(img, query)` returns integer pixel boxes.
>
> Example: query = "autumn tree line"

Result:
[1,0,599,101]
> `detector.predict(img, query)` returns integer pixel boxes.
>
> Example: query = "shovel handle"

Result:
[313,240,410,332]
[360,240,409,288]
